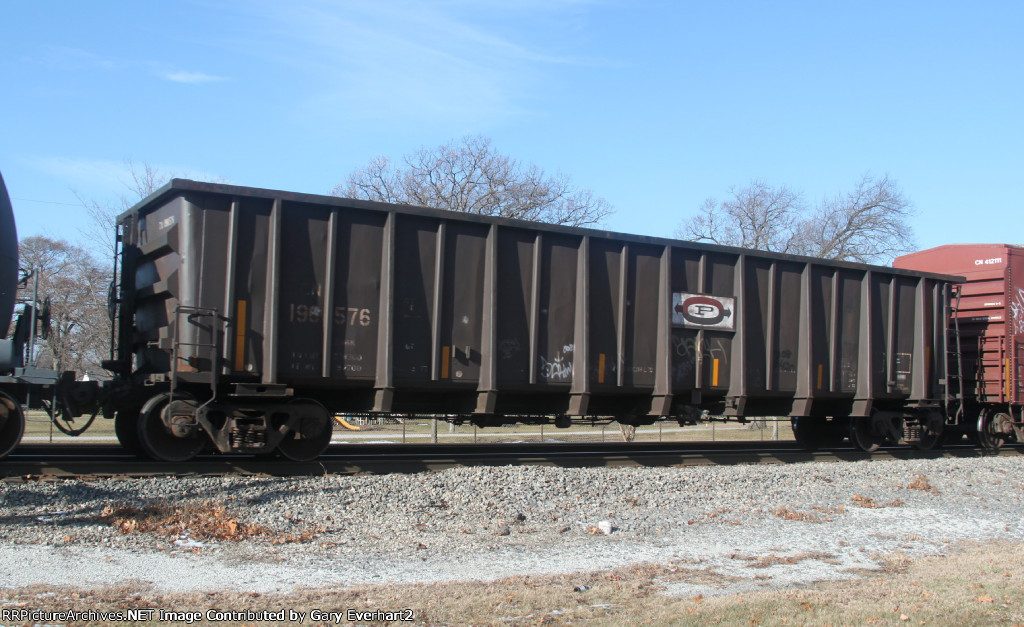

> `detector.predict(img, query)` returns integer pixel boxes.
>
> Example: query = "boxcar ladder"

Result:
[945,284,965,424]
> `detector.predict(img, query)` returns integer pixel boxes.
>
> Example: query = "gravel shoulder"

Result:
[1,456,1022,599]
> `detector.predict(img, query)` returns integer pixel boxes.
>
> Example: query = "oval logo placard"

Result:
[672,293,735,330]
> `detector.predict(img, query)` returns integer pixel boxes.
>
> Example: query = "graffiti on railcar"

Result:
[1011,287,1024,335]
[672,334,729,384]
[539,344,574,381]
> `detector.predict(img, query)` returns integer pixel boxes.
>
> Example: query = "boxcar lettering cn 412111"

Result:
[1,174,1022,461]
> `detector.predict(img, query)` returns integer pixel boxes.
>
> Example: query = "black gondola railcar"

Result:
[102,179,963,460]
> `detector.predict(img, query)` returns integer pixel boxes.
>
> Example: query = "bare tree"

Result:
[77,160,171,259]
[793,174,915,263]
[678,174,915,264]
[18,237,110,376]
[681,180,804,253]
[335,135,613,227]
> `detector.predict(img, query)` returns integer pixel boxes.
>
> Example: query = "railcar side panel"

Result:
[277,202,330,379]
[587,238,620,391]
[330,208,385,381]
[114,180,959,427]
[393,215,437,383]
[536,234,578,387]
[625,245,661,388]
[229,198,272,376]
[494,228,533,386]
[440,222,487,385]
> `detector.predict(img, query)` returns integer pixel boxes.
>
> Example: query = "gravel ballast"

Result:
[1,456,1022,596]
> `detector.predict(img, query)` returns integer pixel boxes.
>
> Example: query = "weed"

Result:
[772,507,822,523]
[851,495,905,508]
[98,501,321,544]
[906,475,940,495]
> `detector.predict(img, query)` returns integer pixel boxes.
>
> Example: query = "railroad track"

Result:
[2,442,1020,480]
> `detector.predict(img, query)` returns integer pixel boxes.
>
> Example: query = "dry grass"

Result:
[4,542,1024,625]
[851,494,905,509]
[97,501,320,545]
[906,474,940,495]
[772,507,821,523]
[732,551,839,569]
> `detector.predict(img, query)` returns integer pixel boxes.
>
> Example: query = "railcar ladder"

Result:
[169,305,224,404]
[945,284,965,424]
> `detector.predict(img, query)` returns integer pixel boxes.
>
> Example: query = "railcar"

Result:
[0,172,23,458]
[95,179,963,460]
[896,245,1024,449]
[0,173,100,458]
[10,175,1020,462]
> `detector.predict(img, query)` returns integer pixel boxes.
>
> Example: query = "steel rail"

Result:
[1,442,1019,481]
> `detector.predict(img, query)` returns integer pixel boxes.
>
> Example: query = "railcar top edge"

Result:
[120,177,964,284]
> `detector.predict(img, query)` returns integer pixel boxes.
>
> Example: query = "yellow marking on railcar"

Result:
[441,346,450,379]
[1006,358,1012,400]
[234,300,248,371]
[598,353,606,383]
[712,358,720,387]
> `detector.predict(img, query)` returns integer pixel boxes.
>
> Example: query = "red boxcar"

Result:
[895,244,1024,446]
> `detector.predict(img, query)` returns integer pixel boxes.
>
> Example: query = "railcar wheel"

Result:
[850,417,882,452]
[911,412,944,451]
[978,411,1015,450]
[791,417,845,451]
[137,393,205,462]
[0,391,25,459]
[276,399,333,462]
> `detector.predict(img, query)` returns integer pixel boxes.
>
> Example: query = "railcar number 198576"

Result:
[288,304,372,326]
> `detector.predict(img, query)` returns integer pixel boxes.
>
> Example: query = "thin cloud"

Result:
[234,0,615,125]
[32,46,231,86]
[160,70,230,84]
[30,157,132,192]
[34,45,121,72]
[28,157,226,195]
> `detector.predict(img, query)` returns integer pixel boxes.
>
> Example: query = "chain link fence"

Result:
[330,416,795,445]
[19,410,794,446]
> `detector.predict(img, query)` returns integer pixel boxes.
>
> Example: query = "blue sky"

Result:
[2,0,1021,258]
